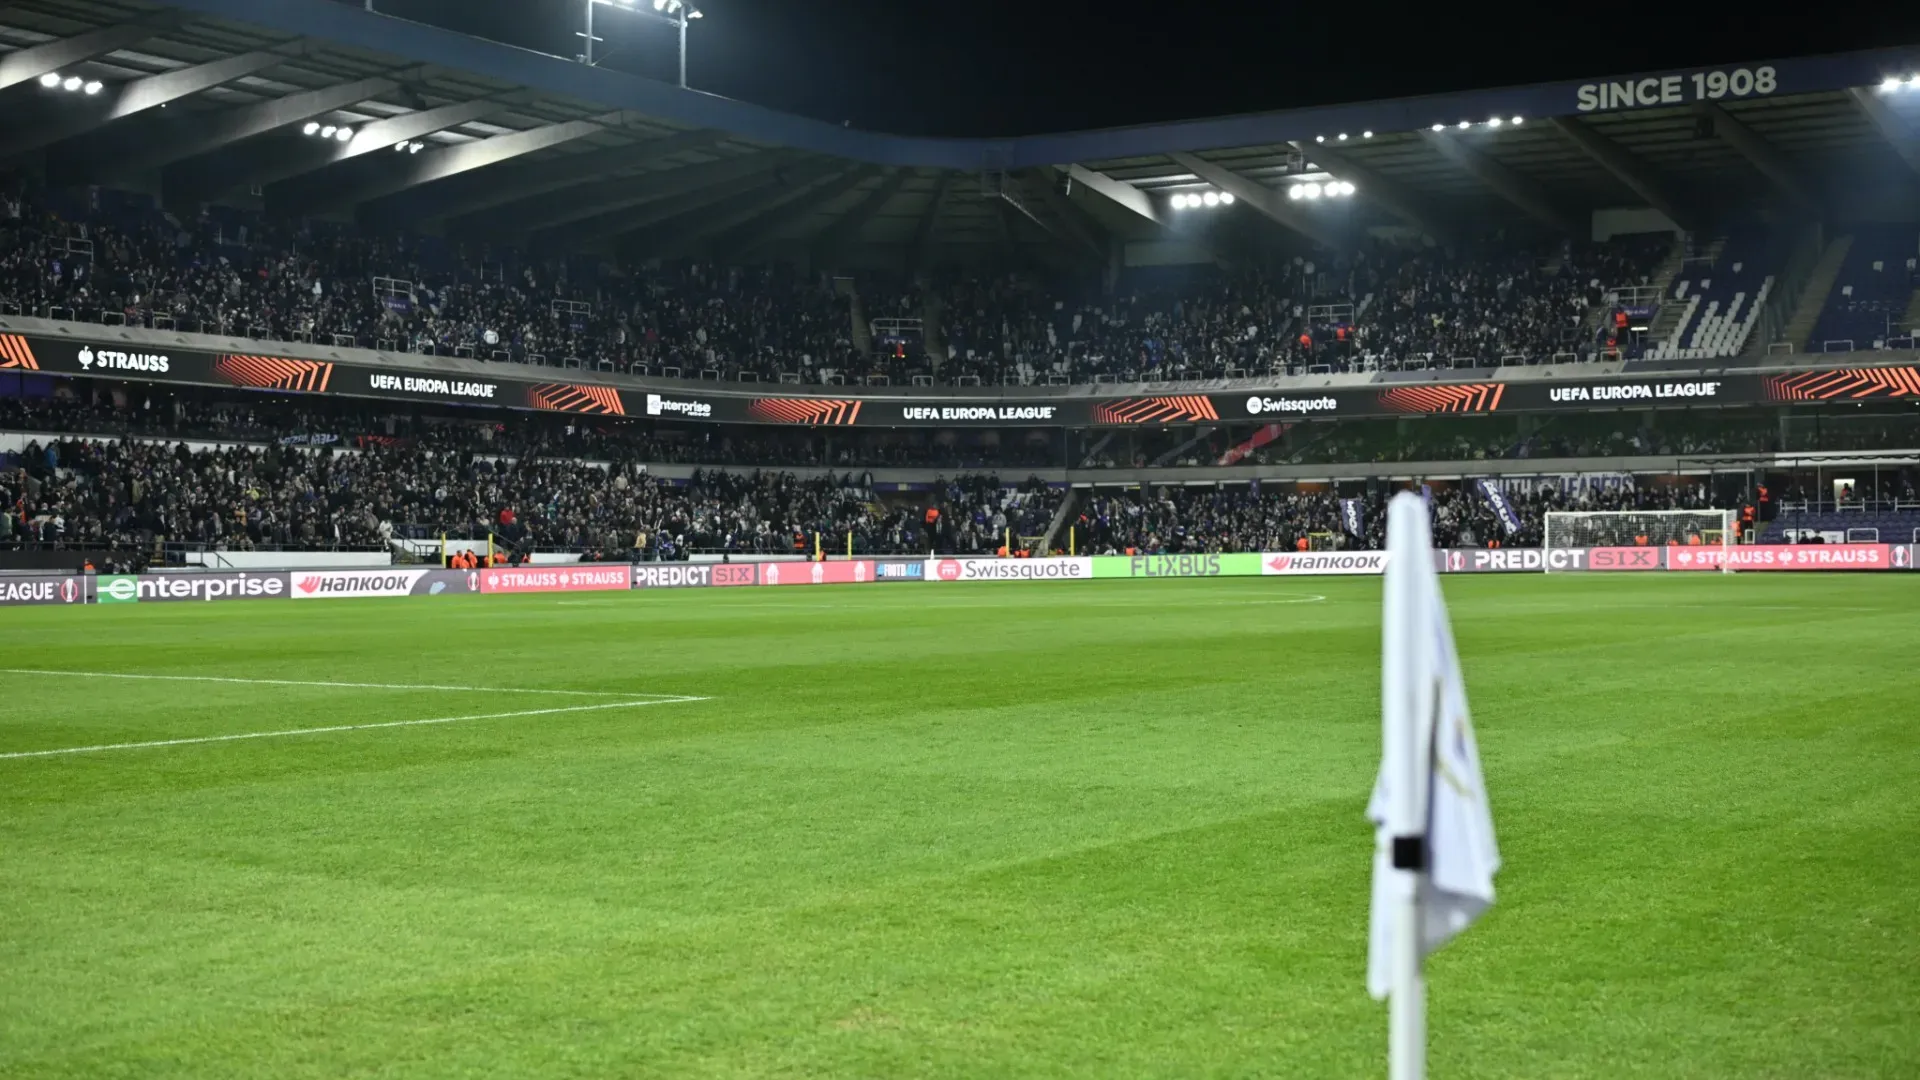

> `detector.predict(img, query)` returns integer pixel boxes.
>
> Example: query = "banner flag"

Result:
[1340,497,1366,538]
[1474,478,1522,535]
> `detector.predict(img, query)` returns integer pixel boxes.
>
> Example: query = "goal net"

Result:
[1543,509,1736,570]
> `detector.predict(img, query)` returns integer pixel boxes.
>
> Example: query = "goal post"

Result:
[1543,509,1736,571]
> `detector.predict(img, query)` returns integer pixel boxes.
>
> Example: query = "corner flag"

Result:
[1367,492,1500,1079]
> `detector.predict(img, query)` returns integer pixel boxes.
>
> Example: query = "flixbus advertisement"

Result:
[1090,553,1265,578]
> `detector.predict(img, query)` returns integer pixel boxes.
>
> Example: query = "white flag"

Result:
[1368,492,1500,1003]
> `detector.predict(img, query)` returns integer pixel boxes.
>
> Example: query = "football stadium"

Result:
[2,3,1918,1077]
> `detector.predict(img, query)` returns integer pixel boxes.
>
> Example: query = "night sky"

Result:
[352,0,1920,137]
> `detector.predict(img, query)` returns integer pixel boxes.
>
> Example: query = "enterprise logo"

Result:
[1246,395,1337,415]
[646,393,713,418]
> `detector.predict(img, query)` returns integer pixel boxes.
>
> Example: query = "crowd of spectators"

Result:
[1071,481,1725,554]
[0,427,1063,563]
[5,180,1675,387]
[934,236,1670,384]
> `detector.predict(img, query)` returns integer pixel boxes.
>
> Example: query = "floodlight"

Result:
[320,125,336,137]
[335,127,352,142]
[1456,120,1470,130]
[1430,123,1444,132]
[1219,192,1234,205]
[1302,183,1321,199]
[304,121,321,135]
[1883,76,1904,92]
[1510,116,1523,125]
[39,72,60,88]
[1170,193,1189,209]
[1202,191,1220,206]
[83,80,102,94]
[1362,130,1374,138]
[62,76,81,91]
[1287,186,1304,200]
[1488,117,1503,128]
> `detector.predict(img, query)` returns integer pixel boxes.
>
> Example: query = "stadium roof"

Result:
[5,0,1920,268]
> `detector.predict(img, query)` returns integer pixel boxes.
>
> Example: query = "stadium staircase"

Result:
[923,292,948,370]
[833,277,874,356]
[1150,427,1219,466]
[1648,236,1724,349]
[1777,234,1857,353]
[1037,488,1079,554]
[1743,222,1830,356]
[1593,233,1691,344]
[1077,432,1117,468]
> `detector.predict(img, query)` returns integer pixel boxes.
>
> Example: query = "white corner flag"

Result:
[1368,492,1501,1080]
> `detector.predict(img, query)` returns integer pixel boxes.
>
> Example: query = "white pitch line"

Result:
[0,697,709,761]
[0,668,662,698]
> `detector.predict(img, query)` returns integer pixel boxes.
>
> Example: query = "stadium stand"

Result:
[1804,225,1919,353]
[1646,228,1780,361]
[4,182,1676,386]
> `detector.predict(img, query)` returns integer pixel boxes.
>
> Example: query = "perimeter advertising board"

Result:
[95,571,288,603]
[0,574,89,605]
[287,569,481,598]
[1259,552,1390,576]
[1664,544,1893,571]
[1434,547,1659,572]
[925,558,1095,582]
[480,565,632,594]
[1091,553,1264,578]
[757,560,877,585]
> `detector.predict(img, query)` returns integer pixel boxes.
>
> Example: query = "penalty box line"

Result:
[0,697,710,761]
[0,668,681,698]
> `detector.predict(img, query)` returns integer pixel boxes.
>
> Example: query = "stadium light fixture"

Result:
[1883,76,1904,92]
[1315,134,1326,143]
[1362,130,1374,138]
[1337,132,1348,141]
[1202,191,1220,206]
[1430,123,1444,132]
[61,76,81,91]
[1510,115,1523,125]
[320,125,336,137]
[1302,182,1322,199]
[1909,74,1920,89]
[83,80,102,95]
[335,126,353,142]
[1219,192,1234,205]
[581,0,702,87]
[39,72,60,88]
[1287,186,1303,201]
[303,121,320,135]
[1487,117,1502,128]
[1456,120,1470,130]
[1169,193,1188,209]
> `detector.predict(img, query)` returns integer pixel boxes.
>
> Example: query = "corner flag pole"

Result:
[1372,492,1501,1080]
[1382,493,1428,1080]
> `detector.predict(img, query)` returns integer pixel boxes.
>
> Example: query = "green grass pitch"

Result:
[2,574,1916,1078]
